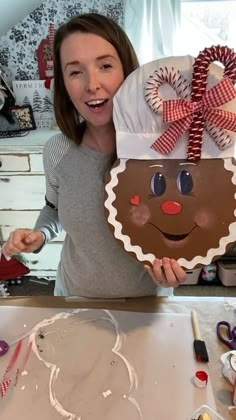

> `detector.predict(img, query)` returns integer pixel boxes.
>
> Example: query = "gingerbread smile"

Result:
[148,222,197,241]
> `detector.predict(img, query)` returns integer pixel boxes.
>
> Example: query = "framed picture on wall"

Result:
[12,80,54,129]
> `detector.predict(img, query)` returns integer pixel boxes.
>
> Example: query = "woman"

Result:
[3,13,186,297]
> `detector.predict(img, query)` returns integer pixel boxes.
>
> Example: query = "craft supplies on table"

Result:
[216,321,236,350]
[218,262,236,286]
[189,404,224,420]
[192,309,209,362]
[0,306,216,420]
[0,340,9,356]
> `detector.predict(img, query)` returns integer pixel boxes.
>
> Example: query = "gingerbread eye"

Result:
[177,170,193,194]
[151,172,166,196]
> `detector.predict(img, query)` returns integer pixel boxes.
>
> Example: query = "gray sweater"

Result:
[35,133,169,298]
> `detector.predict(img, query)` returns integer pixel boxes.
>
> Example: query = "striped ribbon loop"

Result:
[0,339,32,397]
[151,76,236,154]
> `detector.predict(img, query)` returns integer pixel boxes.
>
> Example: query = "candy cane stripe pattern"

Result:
[49,23,55,45]
[145,46,236,159]
[188,45,236,161]
[0,338,32,398]
[1,379,11,397]
[145,67,191,113]
[205,122,232,149]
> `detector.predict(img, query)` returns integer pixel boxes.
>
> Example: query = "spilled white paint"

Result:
[102,389,112,398]
[29,309,142,419]
[21,370,28,376]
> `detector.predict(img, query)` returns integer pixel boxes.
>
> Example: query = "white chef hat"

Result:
[113,46,236,161]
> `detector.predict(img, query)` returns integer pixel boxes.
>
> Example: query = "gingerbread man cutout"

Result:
[105,46,236,269]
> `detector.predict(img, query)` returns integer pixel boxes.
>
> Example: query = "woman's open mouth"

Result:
[86,98,109,112]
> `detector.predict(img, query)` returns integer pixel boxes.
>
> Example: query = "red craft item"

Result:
[0,379,11,397]
[37,23,55,80]
[44,78,52,90]
[0,254,30,281]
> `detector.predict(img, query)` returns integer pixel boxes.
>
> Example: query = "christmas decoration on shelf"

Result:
[36,23,55,80]
[12,79,54,129]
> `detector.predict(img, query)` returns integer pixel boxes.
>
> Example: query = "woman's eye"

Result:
[70,70,82,76]
[101,64,112,70]
[150,172,166,196]
[177,170,193,194]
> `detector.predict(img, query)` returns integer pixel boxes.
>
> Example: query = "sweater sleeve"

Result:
[34,133,71,242]
[34,205,62,243]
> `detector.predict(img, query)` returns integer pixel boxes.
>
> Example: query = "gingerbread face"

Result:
[105,158,236,268]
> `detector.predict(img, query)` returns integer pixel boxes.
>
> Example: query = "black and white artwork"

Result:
[0,0,123,82]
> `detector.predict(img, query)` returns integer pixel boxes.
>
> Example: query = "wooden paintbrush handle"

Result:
[191,309,201,340]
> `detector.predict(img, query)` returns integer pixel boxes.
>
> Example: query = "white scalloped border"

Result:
[104,159,236,269]
[105,160,156,264]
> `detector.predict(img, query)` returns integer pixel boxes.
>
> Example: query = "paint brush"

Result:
[191,310,209,363]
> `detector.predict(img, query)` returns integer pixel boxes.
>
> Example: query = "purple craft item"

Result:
[0,340,9,356]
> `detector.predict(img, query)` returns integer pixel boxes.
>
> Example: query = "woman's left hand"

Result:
[145,257,186,288]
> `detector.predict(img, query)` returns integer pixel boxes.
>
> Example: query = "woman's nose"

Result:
[85,72,100,93]
[161,200,183,215]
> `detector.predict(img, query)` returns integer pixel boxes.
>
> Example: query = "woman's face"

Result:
[60,32,124,129]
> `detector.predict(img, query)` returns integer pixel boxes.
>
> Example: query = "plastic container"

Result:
[183,267,201,285]
[189,404,224,420]
[218,262,236,286]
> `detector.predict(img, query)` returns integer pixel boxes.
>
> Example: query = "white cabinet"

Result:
[0,129,64,278]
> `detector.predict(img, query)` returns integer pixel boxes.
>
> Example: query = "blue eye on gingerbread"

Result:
[177,170,193,195]
[150,172,166,196]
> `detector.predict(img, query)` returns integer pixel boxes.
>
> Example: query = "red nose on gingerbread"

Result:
[161,200,182,215]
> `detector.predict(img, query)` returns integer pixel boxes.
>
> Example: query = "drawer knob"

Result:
[0,161,2,168]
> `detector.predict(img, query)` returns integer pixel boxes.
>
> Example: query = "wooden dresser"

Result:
[0,129,64,279]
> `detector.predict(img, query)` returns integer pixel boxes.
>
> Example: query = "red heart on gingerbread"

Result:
[130,195,140,205]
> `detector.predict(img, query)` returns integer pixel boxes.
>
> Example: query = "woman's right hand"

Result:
[2,229,46,257]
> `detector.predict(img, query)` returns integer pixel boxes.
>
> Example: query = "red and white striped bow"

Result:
[151,76,236,154]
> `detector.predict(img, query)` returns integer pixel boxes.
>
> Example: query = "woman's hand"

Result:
[2,228,45,258]
[145,257,186,288]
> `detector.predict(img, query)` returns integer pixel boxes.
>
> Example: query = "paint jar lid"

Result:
[193,370,208,388]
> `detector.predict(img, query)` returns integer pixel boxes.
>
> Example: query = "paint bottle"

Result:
[201,263,217,282]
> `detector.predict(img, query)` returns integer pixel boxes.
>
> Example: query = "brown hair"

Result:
[53,13,139,144]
